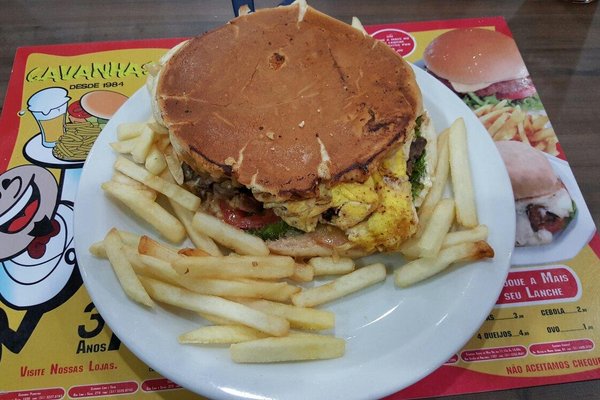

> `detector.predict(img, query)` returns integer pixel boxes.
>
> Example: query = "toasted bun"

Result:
[495,140,561,200]
[423,28,528,85]
[157,3,422,200]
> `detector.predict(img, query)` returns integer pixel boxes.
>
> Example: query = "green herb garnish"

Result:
[247,220,301,241]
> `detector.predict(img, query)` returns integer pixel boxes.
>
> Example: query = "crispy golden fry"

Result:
[145,144,168,175]
[110,137,139,154]
[290,262,314,283]
[442,225,489,248]
[101,181,186,243]
[131,125,156,163]
[138,235,182,263]
[448,118,478,228]
[193,212,269,256]
[117,122,145,140]
[178,247,209,257]
[291,263,386,307]
[134,253,182,286]
[179,325,268,344]
[395,240,495,288]
[478,107,511,124]
[114,156,201,211]
[197,311,236,325]
[89,230,142,258]
[419,128,450,229]
[180,278,299,302]
[417,198,455,257]
[172,255,295,280]
[308,257,355,276]
[104,228,154,307]
[167,197,222,256]
[230,334,345,363]
[140,277,289,336]
[531,114,549,130]
[112,171,148,189]
[107,180,157,201]
[236,298,335,330]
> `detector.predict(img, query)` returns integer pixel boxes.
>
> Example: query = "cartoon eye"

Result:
[1,178,9,190]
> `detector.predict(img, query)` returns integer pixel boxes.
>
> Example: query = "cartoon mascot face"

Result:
[0,165,58,261]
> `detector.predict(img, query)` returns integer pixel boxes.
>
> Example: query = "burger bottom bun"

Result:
[495,140,561,200]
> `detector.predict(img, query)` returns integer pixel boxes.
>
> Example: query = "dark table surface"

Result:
[1,1,599,399]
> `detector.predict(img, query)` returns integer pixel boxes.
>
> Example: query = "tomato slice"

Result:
[68,100,92,119]
[219,200,280,229]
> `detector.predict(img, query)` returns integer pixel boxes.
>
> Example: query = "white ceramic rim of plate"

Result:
[74,64,515,400]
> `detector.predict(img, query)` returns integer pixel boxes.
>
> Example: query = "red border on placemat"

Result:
[386,364,600,399]
[0,38,185,172]
[366,16,512,37]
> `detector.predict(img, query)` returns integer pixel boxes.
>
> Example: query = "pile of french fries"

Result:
[474,101,558,156]
[396,118,494,286]
[90,115,494,364]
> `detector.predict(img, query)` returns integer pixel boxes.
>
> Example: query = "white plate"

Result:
[74,65,515,400]
[511,154,596,266]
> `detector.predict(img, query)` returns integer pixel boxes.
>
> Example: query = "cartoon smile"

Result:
[0,175,41,234]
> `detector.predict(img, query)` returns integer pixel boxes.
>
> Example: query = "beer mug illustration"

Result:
[27,87,71,148]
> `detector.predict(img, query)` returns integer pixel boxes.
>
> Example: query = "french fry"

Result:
[448,118,478,228]
[103,228,154,307]
[117,122,146,140]
[114,156,201,211]
[308,257,355,276]
[172,255,295,280]
[140,277,289,336]
[134,253,182,286]
[417,198,455,257]
[395,241,495,287]
[236,298,335,330]
[179,325,268,344]
[418,128,450,229]
[478,107,511,125]
[131,125,156,163]
[180,278,299,302]
[532,127,555,142]
[197,311,236,325]
[145,144,167,175]
[290,262,314,283]
[168,197,222,256]
[105,180,156,201]
[291,263,386,307]
[101,181,186,243]
[531,114,550,130]
[110,137,139,154]
[516,121,529,144]
[178,247,209,257]
[442,225,489,248]
[193,212,269,256]
[487,113,510,137]
[138,235,182,263]
[230,334,345,363]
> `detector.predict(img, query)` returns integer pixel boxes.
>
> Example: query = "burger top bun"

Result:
[495,140,561,200]
[423,28,528,85]
[157,3,422,200]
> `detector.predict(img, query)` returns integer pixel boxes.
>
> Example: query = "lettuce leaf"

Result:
[462,92,544,111]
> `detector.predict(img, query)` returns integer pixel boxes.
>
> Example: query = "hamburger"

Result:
[423,28,542,110]
[148,2,436,256]
[495,140,575,247]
